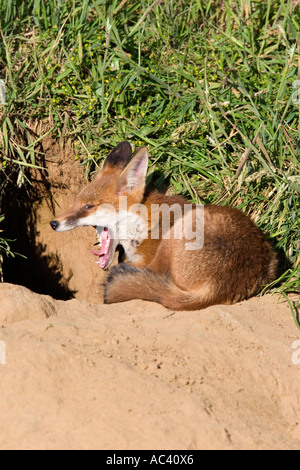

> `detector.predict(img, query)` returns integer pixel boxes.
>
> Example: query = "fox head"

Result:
[50,141,149,269]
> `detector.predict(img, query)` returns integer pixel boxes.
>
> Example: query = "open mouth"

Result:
[90,227,112,269]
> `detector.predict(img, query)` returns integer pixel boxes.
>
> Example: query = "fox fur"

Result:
[50,141,278,310]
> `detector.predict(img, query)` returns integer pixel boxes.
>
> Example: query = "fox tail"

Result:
[104,264,211,311]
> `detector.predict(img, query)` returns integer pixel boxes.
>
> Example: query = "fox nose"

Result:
[50,220,59,231]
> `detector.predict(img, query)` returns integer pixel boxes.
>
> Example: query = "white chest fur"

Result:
[117,210,147,263]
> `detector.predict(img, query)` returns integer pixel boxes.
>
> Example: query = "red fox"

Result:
[50,141,278,310]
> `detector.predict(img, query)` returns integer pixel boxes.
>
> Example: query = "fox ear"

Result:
[102,141,132,170]
[116,147,148,194]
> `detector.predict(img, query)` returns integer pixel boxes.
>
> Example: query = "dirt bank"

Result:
[1,138,106,302]
[0,283,299,450]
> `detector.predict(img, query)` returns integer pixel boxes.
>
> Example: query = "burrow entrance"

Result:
[1,137,105,303]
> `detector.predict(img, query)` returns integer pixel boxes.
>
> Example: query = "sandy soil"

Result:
[0,283,300,450]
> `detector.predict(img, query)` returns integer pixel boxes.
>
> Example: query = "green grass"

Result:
[0,0,299,321]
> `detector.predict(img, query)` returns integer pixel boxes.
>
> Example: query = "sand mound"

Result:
[0,283,299,450]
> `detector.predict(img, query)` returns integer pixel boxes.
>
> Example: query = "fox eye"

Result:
[84,204,94,210]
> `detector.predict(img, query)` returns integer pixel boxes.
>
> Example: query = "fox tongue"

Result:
[90,228,111,268]
[91,229,109,256]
